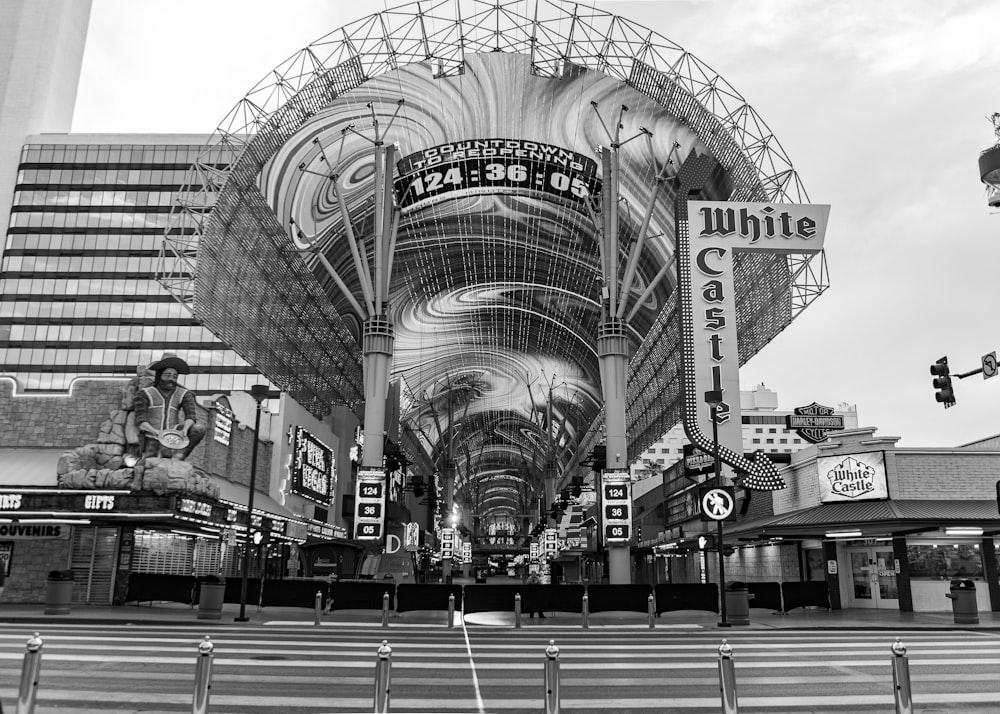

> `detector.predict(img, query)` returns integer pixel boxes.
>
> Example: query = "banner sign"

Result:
[404,522,420,551]
[818,452,888,503]
[394,138,601,211]
[353,467,386,540]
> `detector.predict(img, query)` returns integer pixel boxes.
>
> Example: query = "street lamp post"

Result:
[236,384,270,622]
[704,389,730,628]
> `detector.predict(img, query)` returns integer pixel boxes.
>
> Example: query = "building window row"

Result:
[20,144,212,164]
[2,255,180,274]
[1,347,250,371]
[0,278,172,296]
[16,168,199,186]
[0,299,185,320]
[4,234,169,252]
[8,211,185,229]
[12,190,213,208]
[0,323,217,343]
[2,370,263,394]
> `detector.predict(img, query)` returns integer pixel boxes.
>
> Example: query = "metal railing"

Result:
[0,634,925,713]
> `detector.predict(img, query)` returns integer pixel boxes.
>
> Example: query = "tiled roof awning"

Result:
[729,500,1000,539]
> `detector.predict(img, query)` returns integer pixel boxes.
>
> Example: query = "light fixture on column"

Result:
[236,384,270,623]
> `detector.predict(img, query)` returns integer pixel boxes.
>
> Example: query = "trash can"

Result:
[44,569,75,615]
[197,574,226,620]
[724,581,750,626]
[945,579,978,624]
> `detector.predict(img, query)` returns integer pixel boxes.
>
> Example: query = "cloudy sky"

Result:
[73,0,1000,448]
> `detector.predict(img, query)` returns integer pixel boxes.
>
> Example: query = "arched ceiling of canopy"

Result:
[159,0,828,521]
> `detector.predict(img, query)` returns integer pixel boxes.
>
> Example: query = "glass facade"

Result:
[0,141,270,394]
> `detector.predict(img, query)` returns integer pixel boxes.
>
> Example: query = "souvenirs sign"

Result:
[818,452,888,503]
[787,402,845,444]
[679,199,830,491]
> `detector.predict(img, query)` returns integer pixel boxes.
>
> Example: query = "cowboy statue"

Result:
[133,352,206,460]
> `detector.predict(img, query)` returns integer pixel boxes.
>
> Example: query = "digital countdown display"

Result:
[394,138,602,211]
[290,426,334,504]
[602,471,632,543]
[354,467,386,541]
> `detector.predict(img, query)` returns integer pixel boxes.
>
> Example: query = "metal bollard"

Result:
[314,590,323,626]
[373,640,392,713]
[648,594,656,629]
[16,632,44,714]
[544,640,560,714]
[515,593,522,629]
[447,593,455,628]
[717,639,739,714]
[581,593,589,629]
[191,636,214,714]
[890,639,913,714]
[382,591,390,628]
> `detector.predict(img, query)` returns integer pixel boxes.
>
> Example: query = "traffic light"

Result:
[590,445,607,471]
[930,356,956,408]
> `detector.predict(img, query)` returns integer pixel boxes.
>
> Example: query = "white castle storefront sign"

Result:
[818,452,888,503]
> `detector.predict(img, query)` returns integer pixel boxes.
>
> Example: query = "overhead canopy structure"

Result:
[159,0,828,522]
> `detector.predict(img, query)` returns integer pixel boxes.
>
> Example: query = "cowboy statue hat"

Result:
[148,352,191,375]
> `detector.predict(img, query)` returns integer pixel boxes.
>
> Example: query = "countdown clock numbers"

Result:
[602,474,632,543]
[354,469,386,541]
[405,161,591,202]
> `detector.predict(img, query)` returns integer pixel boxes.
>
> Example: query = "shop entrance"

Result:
[847,546,899,609]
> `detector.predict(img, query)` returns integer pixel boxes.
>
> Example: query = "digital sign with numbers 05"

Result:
[354,468,386,541]
[394,138,601,211]
[602,472,632,543]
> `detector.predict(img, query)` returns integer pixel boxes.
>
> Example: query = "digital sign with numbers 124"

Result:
[602,475,632,543]
[354,468,386,541]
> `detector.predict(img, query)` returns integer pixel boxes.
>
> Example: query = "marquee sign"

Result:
[212,399,234,446]
[678,198,830,491]
[394,138,601,211]
[290,426,335,504]
[787,402,845,444]
[818,452,888,503]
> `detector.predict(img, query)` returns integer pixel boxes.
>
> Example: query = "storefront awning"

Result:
[726,500,1000,540]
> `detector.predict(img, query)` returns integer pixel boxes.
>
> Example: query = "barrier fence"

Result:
[0,634,922,714]
[122,576,830,622]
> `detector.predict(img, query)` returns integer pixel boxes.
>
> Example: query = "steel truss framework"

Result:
[158,0,829,519]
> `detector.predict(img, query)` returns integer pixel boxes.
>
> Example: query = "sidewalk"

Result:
[1,601,999,630]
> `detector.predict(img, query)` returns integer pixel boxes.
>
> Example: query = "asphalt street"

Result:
[0,619,998,713]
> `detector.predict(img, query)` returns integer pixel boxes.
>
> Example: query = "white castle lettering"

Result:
[698,205,817,244]
[825,456,877,499]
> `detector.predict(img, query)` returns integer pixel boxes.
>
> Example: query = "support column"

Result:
[361,316,394,470]
[599,318,631,584]
[441,461,457,582]
[543,463,558,520]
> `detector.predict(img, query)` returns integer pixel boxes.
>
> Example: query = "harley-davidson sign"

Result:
[787,402,845,444]
[818,452,888,503]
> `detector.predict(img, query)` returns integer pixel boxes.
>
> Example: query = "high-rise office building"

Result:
[0,134,271,394]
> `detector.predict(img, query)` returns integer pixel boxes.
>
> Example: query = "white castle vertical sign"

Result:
[681,201,830,490]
